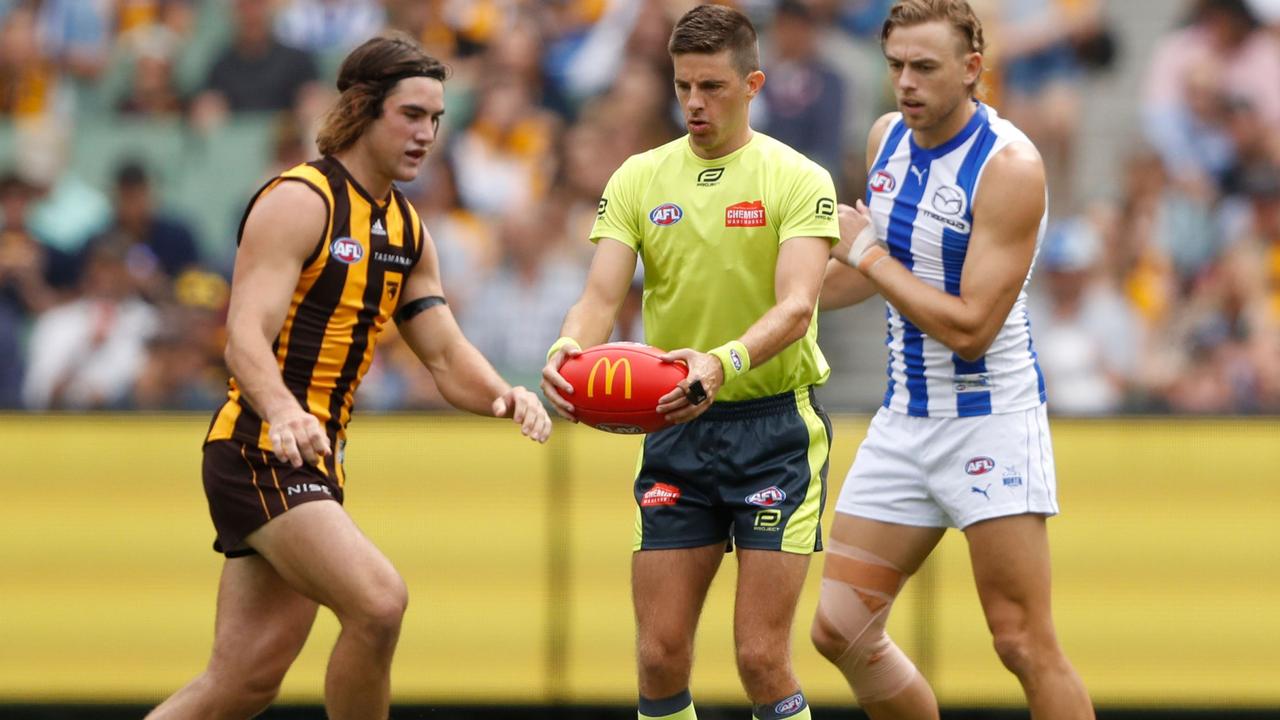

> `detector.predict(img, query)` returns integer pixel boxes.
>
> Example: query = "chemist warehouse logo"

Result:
[725,200,766,227]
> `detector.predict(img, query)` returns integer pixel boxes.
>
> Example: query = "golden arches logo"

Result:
[586,357,632,399]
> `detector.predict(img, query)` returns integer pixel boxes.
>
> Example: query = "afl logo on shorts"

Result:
[746,486,786,507]
[965,456,995,475]
[330,237,364,264]
[649,203,683,226]
[870,170,897,193]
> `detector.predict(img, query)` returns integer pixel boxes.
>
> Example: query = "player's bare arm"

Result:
[398,224,550,443]
[658,234,830,423]
[225,182,332,468]
[837,141,1045,361]
[540,237,637,420]
[819,256,878,311]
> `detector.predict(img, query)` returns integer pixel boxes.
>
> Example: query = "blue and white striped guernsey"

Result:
[865,102,1046,418]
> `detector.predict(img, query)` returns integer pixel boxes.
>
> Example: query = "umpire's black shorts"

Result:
[632,387,832,554]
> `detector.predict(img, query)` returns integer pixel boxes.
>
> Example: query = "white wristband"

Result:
[848,223,877,267]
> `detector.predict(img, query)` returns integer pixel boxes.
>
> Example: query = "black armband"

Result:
[394,295,447,324]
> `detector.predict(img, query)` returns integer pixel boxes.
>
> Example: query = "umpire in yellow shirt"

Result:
[542,6,839,720]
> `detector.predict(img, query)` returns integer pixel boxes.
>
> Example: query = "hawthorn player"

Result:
[148,34,549,720]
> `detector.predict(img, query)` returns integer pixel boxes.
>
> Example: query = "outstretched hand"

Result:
[493,386,552,443]
[656,348,723,424]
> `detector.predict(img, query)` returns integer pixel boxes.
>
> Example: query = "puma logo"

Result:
[971,484,991,501]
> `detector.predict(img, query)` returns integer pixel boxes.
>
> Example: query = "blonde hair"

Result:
[881,0,986,96]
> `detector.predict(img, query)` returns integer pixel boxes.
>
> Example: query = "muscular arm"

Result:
[396,225,550,442]
[539,238,637,419]
[224,182,331,466]
[737,235,831,367]
[857,143,1046,361]
[557,238,638,347]
[820,258,878,310]
[658,235,830,423]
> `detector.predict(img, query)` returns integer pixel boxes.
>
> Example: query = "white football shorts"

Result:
[834,404,1059,529]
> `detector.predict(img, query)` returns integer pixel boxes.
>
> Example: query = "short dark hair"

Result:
[115,160,149,189]
[668,4,759,76]
[316,32,449,156]
[881,0,986,96]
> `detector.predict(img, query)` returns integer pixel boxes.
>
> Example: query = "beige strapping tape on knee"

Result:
[816,538,921,703]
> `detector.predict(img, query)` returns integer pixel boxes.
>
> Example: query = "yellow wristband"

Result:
[546,336,581,362]
[709,340,751,383]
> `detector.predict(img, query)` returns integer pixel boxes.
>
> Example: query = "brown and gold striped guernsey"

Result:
[206,157,424,486]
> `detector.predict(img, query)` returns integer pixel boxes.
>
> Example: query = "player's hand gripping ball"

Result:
[558,342,688,434]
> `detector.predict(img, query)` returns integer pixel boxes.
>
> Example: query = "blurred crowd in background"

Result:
[0,0,1278,415]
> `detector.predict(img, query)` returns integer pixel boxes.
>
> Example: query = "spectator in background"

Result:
[0,4,55,118]
[1219,163,1280,410]
[1029,211,1143,414]
[451,75,561,214]
[1145,0,1280,189]
[130,269,229,410]
[995,0,1102,216]
[189,0,320,128]
[404,156,496,316]
[461,202,585,392]
[81,161,200,303]
[274,0,386,54]
[0,171,77,407]
[116,26,184,116]
[14,123,112,256]
[22,235,158,410]
[761,0,847,182]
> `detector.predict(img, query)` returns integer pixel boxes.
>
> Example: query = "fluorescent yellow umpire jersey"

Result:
[589,132,840,401]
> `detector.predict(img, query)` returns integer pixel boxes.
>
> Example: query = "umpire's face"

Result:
[365,76,446,183]
[673,50,764,158]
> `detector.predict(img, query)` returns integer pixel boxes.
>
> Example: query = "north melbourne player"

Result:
[812,2,1094,719]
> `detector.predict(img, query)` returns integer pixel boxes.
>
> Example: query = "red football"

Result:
[559,342,688,434]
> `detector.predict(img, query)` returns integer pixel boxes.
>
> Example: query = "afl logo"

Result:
[965,456,996,475]
[746,486,787,507]
[870,170,897,193]
[649,203,683,226]
[330,237,364,264]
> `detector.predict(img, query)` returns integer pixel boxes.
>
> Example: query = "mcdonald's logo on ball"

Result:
[558,343,688,434]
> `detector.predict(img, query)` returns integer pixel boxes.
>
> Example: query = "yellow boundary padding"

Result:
[0,414,1276,706]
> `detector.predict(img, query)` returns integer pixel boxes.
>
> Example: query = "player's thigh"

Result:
[963,514,1055,628]
[733,548,810,643]
[827,512,945,576]
[246,500,405,618]
[632,544,725,642]
[208,554,319,679]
